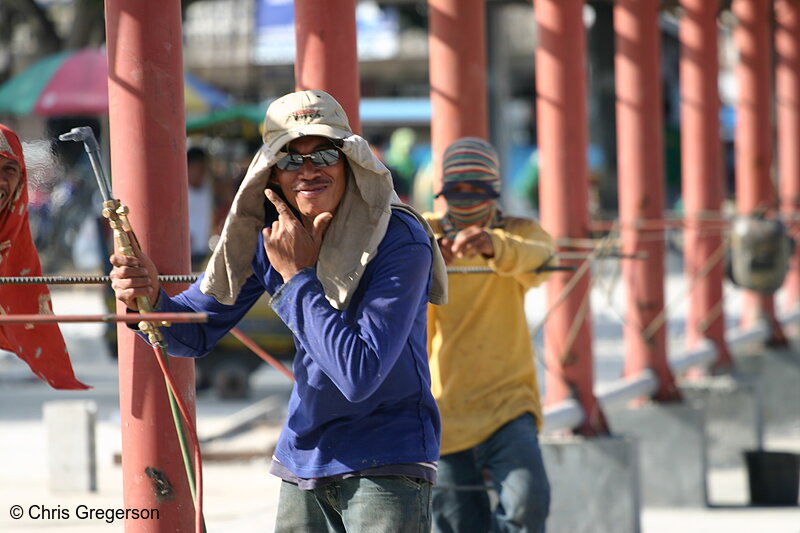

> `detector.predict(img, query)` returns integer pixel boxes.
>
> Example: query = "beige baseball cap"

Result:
[262,89,353,152]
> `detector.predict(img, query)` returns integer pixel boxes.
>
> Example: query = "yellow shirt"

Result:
[424,214,554,455]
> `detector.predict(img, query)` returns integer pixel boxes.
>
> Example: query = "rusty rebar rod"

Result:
[0,274,198,285]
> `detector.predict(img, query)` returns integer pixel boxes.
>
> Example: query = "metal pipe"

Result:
[733,0,781,335]
[556,252,648,261]
[535,0,605,435]
[0,268,579,286]
[679,0,732,371]
[229,327,294,382]
[596,369,659,414]
[670,339,717,375]
[294,0,361,134]
[776,0,800,311]
[104,0,196,530]
[59,127,112,203]
[0,313,207,324]
[589,218,731,231]
[615,0,679,402]
[541,398,585,434]
[428,0,489,212]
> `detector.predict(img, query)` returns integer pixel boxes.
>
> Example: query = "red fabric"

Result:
[0,124,88,389]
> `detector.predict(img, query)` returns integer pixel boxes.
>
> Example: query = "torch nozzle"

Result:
[58,127,100,152]
[58,126,110,202]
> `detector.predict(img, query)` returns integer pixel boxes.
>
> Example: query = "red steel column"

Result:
[733,0,782,335]
[105,1,195,531]
[615,0,680,400]
[777,0,800,312]
[678,0,733,371]
[294,0,361,134]
[428,0,489,210]
[535,0,606,435]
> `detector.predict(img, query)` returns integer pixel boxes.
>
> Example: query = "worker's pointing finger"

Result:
[265,189,292,218]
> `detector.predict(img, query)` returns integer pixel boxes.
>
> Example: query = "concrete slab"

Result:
[607,403,707,507]
[542,435,640,533]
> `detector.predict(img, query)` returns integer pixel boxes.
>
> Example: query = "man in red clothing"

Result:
[0,123,87,390]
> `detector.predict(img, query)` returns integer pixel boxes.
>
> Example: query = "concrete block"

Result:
[542,435,640,533]
[735,346,800,434]
[607,403,707,507]
[43,400,97,493]
[679,376,760,469]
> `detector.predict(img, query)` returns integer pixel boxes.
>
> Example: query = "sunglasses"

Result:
[276,148,341,171]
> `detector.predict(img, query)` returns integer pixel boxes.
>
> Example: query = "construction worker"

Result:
[425,137,553,533]
[109,90,447,532]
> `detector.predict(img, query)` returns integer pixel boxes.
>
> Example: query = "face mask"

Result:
[445,198,497,230]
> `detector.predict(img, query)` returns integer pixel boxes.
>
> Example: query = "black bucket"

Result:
[744,450,800,506]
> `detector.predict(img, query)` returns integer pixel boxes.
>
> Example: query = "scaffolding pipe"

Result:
[535,0,606,435]
[614,0,680,402]
[541,399,584,434]
[776,0,800,311]
[670,339,717,375]
[294,0,360,133]
[104,1,196,531]
[596,369,659,414]
[733,0,782,337]
[428,0,489,211]
[678,0,732,371]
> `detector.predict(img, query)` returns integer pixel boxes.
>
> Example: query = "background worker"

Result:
[424,137,554,533]
[186,146,213,269]
[109,90,447,532]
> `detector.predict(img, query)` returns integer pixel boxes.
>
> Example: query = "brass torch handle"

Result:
[103,200,167,342]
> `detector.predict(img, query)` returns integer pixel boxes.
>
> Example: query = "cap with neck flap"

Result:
[262,90,353,154]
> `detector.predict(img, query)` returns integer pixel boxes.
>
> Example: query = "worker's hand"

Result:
[263,189,332,282]
[437,237,455,265]
[109,233,161,311]
[451,226,495,259]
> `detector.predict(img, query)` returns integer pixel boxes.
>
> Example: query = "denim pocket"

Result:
[396,475,425,490]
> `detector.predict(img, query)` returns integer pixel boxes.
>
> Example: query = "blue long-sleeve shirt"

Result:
[151,210,441,479]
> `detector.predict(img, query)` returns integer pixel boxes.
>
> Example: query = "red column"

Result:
[428,0,488,210]
[535,0,606,435]
[294,0,361,134]
[678,0,733,371]
[105,1,194,531]
[733,0,782,336]
[777,0,800,312]
[615,0,680,400]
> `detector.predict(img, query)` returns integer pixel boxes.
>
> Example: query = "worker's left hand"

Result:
[450,226,495,259]
[263,189,332,282]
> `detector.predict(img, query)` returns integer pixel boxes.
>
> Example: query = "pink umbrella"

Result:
[35,49,109,115]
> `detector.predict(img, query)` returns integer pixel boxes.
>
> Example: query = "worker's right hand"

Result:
[109,233,161,311]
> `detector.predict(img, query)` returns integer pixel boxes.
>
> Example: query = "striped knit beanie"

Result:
[438,137,500,199]
[438,137,503,237]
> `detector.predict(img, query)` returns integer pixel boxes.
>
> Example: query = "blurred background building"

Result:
[0,0,741,265]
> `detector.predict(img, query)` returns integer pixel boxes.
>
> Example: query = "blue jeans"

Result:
[274,476,432,532]
[432,413,550,533]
